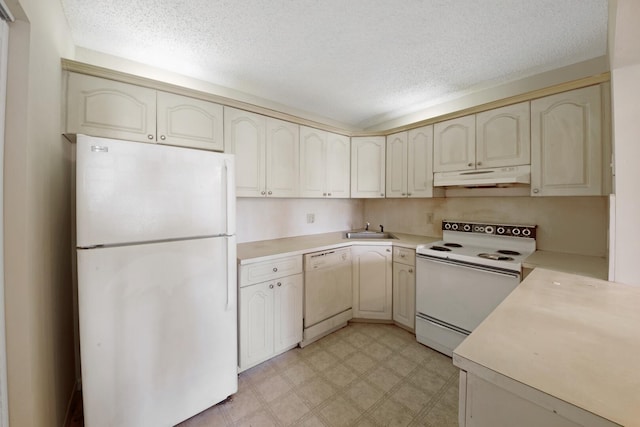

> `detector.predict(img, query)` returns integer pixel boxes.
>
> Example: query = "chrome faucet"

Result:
[365,222,370,231]
[380,224,384,232]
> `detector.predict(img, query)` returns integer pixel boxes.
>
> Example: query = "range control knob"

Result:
[484,226,494,234]
[451,223,459,230]
[463,224,471,231]
[444,222,451,230]
[522,228,531,237]
[496,227,505,235]
[512,228,521,236]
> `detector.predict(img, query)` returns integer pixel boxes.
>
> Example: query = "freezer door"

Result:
[76,135,236,247]
[77,237,237,427]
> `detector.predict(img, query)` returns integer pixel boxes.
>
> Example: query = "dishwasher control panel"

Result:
[304,247,351,271]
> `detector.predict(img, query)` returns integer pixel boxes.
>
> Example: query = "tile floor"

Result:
[180,323,460,426]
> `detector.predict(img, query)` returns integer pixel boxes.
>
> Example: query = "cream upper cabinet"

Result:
[433,115,476,172]
[386,125,440,198]
[67,73,157,143]
[156,91,224,151]
[224,107,266,197]
[351,136,386,198]
[265,118,299,197]
[476,102,530,168]
[434,102,530,172]
[352,245,393,320]
[299,126,350,198]
[386,131,408,197]
[225,107,298,197]
[531,85,605,196]
[67,73,224,151]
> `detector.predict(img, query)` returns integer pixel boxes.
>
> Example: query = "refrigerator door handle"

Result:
[224,158,236,236]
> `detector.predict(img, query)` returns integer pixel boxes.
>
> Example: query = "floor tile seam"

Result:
[212,397,236,426]
[233,374,285,427]
[407,369,456,424]
[361,375,421,419]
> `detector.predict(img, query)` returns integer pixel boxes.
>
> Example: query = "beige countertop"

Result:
[524,250,608,280]
[238,232,610,280]
[237,231,440,264]
[453,268,640,426]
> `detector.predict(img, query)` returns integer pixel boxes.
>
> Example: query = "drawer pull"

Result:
[272,267,278,272]
[277,282,282,287]
[269,284,274,289]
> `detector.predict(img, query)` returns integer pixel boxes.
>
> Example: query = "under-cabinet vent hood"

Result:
[434,165,531,187]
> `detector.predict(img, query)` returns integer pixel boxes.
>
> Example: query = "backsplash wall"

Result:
[364,197,608,257]
[236,198,364,243]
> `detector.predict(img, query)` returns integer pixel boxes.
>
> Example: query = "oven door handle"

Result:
[417,254,521,279]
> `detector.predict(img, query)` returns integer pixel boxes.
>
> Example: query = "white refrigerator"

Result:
[75,135,237,426]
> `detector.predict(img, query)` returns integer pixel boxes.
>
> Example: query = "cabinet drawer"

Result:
[393,247,415,266]
[239,255,302,287]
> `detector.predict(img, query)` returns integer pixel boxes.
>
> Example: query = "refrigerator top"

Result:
[76,135,236,247]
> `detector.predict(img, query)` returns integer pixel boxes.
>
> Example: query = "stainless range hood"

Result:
[434,165,531,187]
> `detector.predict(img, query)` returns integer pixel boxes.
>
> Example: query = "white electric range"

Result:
[415,220,536,357]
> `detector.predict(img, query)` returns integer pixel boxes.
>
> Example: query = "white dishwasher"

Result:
[302,247,353,346]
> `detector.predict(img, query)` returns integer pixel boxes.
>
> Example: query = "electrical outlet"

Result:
[307,213,315,224]
[426,212,434,224]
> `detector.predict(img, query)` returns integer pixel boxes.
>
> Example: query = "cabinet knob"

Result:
[277,282,282,287]
[400,254,405,258]
[533,188,540,194]
[268,190,273,195]
[160,135,166,141]
[401,193,406,196]
[409,268,413,273]
[269,284,274,289]
[386,248,391,252]
[380,193,384,197]
[323,193,327,196]
[407,193,411,196]
[272,267,278,272]
[261,191,266,195]
[467,162,473,167]
[147,134,154,140]
[477,161,482,166]
[327,193,332,196]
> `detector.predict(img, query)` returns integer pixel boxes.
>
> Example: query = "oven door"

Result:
[416,255,520,333]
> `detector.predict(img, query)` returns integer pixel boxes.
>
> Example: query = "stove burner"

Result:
[443,243,462,248]
[496,249,521,256]
[430,246,452,252]
[478,253,514,261]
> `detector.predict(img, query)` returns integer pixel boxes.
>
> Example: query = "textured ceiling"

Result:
[59,0,608,129]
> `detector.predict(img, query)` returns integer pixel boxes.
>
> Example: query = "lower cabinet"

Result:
[392,247,416,330]
[352,245,393,320]
[239,273,303,372]
[458,371,618,427]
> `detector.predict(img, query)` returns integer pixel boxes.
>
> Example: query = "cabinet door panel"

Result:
[224,107,266,197]
[266,118,299,197]
[67,73,156,143]
[408,125,437,197]
[300,127,327,197]
[240,282,274,370]
[476,102,530,168]
[352,246,392,320]
[326,133,351,198]
[157,91,224,151]
[531,86,602,196]
[393,262,415,330]
[274,274,303,353]
[434,116,476,172]
[386,132,408,198]
[351,137,386,198]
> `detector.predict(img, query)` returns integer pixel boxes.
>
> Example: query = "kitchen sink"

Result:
[345,231,397,239]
